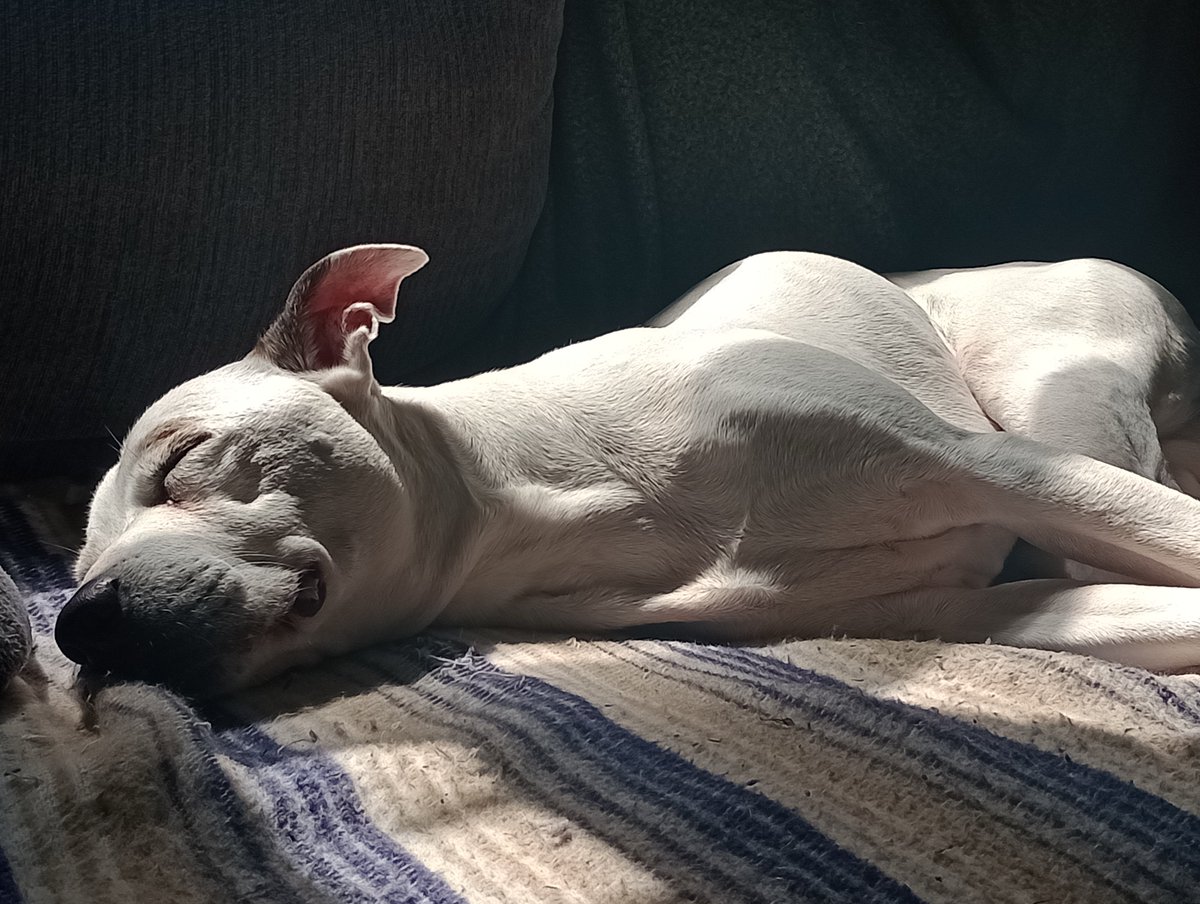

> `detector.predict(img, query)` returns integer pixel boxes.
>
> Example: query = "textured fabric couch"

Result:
[4,5,1200,903]
[3,0,1198,478]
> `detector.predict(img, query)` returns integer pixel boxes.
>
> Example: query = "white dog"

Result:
[57,247,1200,694]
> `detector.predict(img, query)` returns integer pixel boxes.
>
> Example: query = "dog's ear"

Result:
[252,244,429,375]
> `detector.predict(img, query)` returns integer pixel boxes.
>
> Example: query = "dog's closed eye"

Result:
[153,432,212,504]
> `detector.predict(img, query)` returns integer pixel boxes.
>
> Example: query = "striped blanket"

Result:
[2,490,1200,903]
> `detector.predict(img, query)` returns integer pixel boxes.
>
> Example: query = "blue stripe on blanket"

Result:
[216,723,467,904]
[667,642,1200,900]
[1008,648,1200,726]
[101,693,331,904]
[0,498,74,635]
[354,638,924,904]
[0,841,23,904]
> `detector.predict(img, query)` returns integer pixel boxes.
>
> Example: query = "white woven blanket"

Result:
[2,491,1199,903]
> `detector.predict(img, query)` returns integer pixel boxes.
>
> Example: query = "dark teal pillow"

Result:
[0,0,563,474]
[447,0,1199,379]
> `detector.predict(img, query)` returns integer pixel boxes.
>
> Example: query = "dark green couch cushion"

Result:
[0,0,562,473]
[3,0,1198,477]
[439,0,1199,378]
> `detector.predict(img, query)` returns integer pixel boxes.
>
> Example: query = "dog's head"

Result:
[58,245,439,695]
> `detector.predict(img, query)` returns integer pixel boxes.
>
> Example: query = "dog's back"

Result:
[654,252,995,435]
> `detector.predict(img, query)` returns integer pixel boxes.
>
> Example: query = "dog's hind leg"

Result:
[896,259,1200,490]
[953,430,1200,588]
[970,370,1183,583]
[974,364,1179,488]
[836,581,1200,671]
[619,578,1200,671]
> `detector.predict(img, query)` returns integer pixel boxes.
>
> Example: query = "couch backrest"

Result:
[0,0,563,475]
[444,0,1199,378]
[3,0,1198,477]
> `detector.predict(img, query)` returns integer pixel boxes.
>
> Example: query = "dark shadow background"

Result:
[3,0,1198,477]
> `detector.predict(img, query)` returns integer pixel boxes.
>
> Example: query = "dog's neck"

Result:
[344,386,487,618]
[354,378,675,629]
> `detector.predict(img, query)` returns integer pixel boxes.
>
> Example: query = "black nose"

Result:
[56,577,125,668]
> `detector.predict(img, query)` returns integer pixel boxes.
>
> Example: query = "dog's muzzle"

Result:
[55,559,323,693]
[54,570,236,691]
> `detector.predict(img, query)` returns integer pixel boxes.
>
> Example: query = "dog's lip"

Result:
[291,564,327,617]
[260,563,328,640]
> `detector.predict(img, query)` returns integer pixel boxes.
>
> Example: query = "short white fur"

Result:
[72,247,1200,691]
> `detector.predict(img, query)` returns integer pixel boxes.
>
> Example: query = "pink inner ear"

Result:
[299,245,429,369]
[306,268,402,321]
[312,308,350,370]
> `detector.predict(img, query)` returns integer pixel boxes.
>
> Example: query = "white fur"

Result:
[70,249,1200,692]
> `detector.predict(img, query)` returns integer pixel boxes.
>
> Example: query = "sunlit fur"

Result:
[74,250,1200,692]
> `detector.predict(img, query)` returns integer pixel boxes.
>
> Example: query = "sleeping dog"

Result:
[56,247,1200,694]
